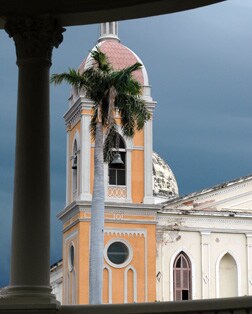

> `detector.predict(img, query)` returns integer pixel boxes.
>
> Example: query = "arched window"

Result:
[68,244,75,272]
[108,134,126,186]
[68,243,76,304]
[219,253,238,298]
[72,140,78,194]
[173,252,192,301]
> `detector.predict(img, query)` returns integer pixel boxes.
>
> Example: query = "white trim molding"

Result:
[124,265,137,303]
[103,266,113,304]
[80,113,92,201]
[104,238,133,269]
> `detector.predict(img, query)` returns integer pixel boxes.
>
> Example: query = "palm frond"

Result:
[111,62,142,95]
[51,50,150,151]
[116,94,151,137]
[90,47,112,73]
[50,68,87,88]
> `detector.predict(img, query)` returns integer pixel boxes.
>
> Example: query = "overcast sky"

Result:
[0,0,252,287]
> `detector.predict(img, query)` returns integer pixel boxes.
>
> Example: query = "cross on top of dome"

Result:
[98,22,120,43]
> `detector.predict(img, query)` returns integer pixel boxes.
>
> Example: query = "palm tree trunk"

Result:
[89,121,105,304]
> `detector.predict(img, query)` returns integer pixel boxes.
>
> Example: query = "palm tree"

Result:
[51,48,151,304]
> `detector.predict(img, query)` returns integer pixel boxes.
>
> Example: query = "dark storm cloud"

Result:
[1,0,252,287]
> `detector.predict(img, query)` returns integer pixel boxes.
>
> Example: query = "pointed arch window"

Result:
[108,134,126,186]
[173,252,192,301]
[72,140,78,194]
[219,253,238,297]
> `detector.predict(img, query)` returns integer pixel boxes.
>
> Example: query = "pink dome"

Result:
[78,39,148,86]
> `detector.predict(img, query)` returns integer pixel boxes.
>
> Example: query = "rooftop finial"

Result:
[98,22,120,42]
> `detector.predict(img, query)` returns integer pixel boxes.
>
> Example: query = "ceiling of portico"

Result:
[0,0,225,29]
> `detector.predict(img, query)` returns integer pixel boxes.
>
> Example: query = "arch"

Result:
[172,251,192,301]
[104,127,133,202]
[103,266,112,303]
[124,265,137,303]
[169,248,195,301]
[72,139,78,194]
[71,130,80,151]
[71,131,80,198]
[67,242,76,304]
[108,133,126,186]
[216,251,239,298]
[68,243,75,272]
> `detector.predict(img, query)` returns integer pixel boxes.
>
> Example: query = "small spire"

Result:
[98,22,120,42]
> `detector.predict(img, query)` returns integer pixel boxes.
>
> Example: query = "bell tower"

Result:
[59,22,157,305]
[64,21,156,206]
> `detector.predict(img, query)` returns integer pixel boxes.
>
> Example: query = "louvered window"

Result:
[173,252,192,301]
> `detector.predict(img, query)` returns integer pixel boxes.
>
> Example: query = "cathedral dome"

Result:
[152,152,179,200]
[78,22,149,88]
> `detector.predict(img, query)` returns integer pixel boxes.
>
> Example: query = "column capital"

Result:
[4,17,65,64]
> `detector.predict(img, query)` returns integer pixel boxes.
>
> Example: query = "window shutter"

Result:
[175,269,181,288]
[175,290,181,301]
[182,269,189,289]
[173,252,192,301]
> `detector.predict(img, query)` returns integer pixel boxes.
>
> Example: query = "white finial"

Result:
[98,22,120,42]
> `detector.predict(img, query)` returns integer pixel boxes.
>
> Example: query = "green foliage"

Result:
[51,47,151,162]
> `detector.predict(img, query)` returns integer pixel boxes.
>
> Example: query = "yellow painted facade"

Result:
[59,22,158,305]
[61,206,157,304]
[61,102,157,304]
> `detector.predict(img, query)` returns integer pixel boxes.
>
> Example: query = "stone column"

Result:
[2,17,64,304]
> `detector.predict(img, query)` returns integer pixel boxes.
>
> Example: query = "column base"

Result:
[0,285,60,306]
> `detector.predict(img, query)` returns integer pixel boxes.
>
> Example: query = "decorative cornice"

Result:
[5,17,65,64]
[158,210,252,220]
[79,207,158,216]
[64,102,81,128]
[163,175,252,210]
[60,200,159,214]
[143,99,157,114]
[157,214,252,233]
[196,191,252,211]
[64,98,93,126]
[58,200,159,225]
[62,217,154,233]
[105,228,146,237]
[195,182,252,203]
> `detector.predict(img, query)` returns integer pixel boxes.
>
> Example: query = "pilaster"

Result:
[66,128,70,205]
[80,113,92,201]
[246,234,252,295]
[200,231,211,299]
[143,118,153,204]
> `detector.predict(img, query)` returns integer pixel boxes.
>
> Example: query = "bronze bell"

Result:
[111,152,124,165]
